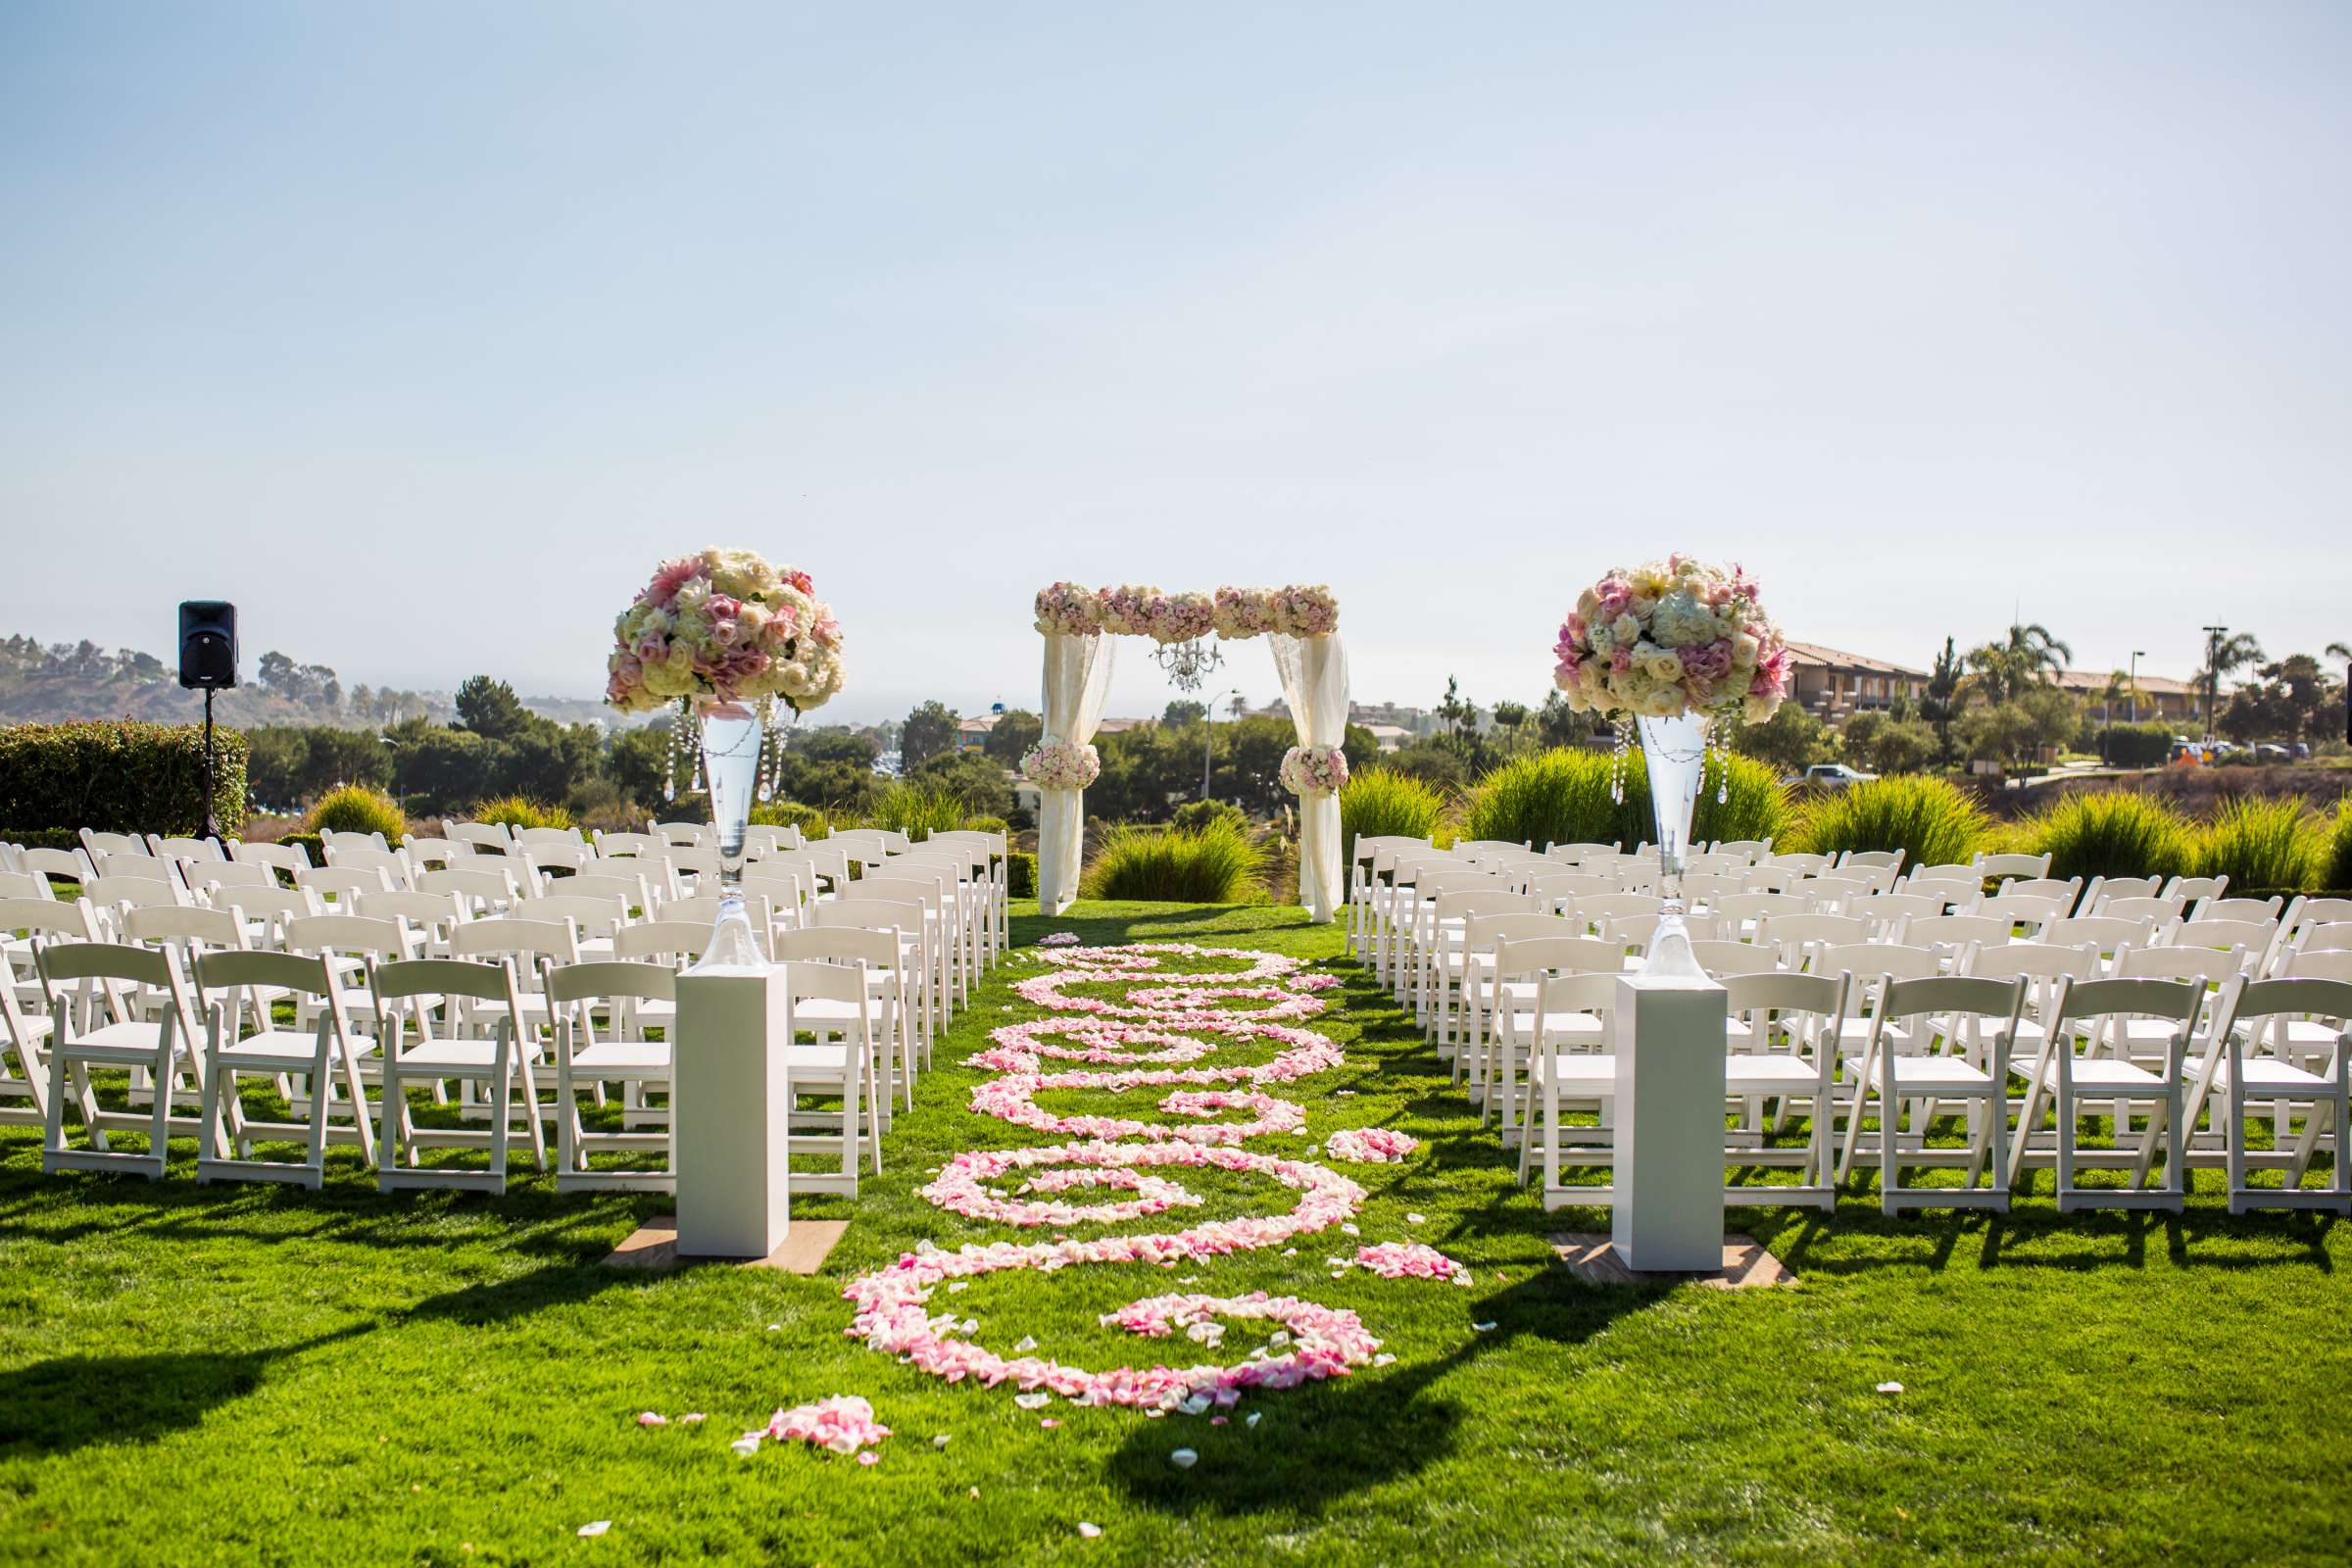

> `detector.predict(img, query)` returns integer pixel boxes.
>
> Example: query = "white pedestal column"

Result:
[673,970,792,1259]
[1611,971,1727,1272]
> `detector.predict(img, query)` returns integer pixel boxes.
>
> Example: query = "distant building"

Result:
[2054,669,2200,725]
[1784,642,1928,721]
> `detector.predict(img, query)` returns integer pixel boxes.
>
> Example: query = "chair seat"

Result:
[1868,1054,1995,1091]
[569,1041,671,1074]
[2182,1055,2331,1092]
[59,1021,186,1062]
[390,1040,540,1072]
[217,1028,374,1070]
[1532,1013,1609,1046]
[1544,1053,1618,1088]
[2018,1055,2169,1092]
[1725,1054,1825,1094]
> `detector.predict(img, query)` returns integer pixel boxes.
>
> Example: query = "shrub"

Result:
[752,801,834,838]
[2326,797,2352,892]
[2025,790,2195,883]
[0,719,249,837]
[2192,796,2320,893]
[964,815,1011,838]
[1171,799,1250,836]
[0,827,85,854]
[1459,746,1790,855]
[1339,766,1447,868]
[1082,819,1265,904]
[1459,750,1618,850]
[306,785,408,842]
[1006,850,1038,899]
[867,782,968,841]
[278,831,326,867]
[1790,776,1990,867]
[2098,722,2174,769]
[470,795,575,832]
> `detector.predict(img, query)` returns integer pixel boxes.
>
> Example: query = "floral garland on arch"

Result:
[1279,745,1349,798]
[1033,582,1340,641]
[1018,739,1100,791]
[837,941,1468,1416]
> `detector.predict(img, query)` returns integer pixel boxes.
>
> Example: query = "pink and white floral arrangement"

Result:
[607,548,845,714]
[1278,745,1349,798]
[1018,738,1101,791]
[1552,556,1786,722]
[1034,582,1340,642]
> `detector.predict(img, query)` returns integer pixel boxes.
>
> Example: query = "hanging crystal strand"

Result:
[662,698,684,804]
[1608,713,1631,805]
[1712,717,1729,804]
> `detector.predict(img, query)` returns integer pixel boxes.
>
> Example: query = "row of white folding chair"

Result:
[16,929,892,1198]
[1506,954,2351,1218]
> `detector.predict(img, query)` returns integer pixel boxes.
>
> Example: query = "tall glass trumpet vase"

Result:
[1637,711,1710,979]
[686,699,769,975]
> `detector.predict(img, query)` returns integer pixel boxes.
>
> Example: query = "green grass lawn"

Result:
[3,902,2350,1566]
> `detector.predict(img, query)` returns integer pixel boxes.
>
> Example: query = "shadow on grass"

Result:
[0,1259,643,1456]
[1104,1266,1651,1516]
[0,1152,656,1264]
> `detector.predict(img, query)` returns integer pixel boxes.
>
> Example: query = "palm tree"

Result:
[2197,632,2264,739]
[2327,639,2351,664]
[1965,621,2074,706]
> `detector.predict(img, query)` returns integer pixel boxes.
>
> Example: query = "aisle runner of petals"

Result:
[840,942,1447,1413]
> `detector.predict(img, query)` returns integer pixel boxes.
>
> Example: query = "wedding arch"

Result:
[1023,584,1350,922]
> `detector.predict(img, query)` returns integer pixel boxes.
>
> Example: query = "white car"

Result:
[1787,762,1878,789]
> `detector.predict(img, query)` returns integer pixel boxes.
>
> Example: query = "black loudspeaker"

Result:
[178,601,238,690]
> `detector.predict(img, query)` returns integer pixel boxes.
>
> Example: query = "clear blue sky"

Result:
[3,1,2347,723]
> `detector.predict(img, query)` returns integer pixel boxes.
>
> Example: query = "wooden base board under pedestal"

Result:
[1548,1232,1793,1290]
[602,1217,849,1275]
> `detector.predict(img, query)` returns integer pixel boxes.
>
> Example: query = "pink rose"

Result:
[641,557,700,605]
[633,634,667,663]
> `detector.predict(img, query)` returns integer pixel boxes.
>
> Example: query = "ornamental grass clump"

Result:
[2026,790,2195,884]
[868,782,967,842]
[1459,750,1618,851]
[306,785,407,843]
[2326,797,2352,892]
[2192,796,2320,893]
[1790,775,1989,868]
[1339,766,1446,867]
[1082,818,1266,904]
[470,795,575,832]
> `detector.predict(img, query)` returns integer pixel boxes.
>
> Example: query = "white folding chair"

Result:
[39,942,219,1179]
[548,959,676,1193]
[194,950,376,1186]
[2006,976,2201,1211]
[371,956,542,1191]
[778,958,879,1194]
[1839,973,2025,1213]
[1721,969,1851,1210]
[2183,975,2352,1215]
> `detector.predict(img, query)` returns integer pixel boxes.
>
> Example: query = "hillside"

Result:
[0,634,603,730]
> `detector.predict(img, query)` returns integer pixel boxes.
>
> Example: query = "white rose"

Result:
[1642,687,1685,717]
[1610,612,1642,646]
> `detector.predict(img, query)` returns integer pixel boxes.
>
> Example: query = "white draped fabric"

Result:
[1269,631,1349,923]
[1037,632,1116,913]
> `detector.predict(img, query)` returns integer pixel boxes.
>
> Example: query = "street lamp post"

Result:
[2201,625,2228,743]
[2130,650,2143,725]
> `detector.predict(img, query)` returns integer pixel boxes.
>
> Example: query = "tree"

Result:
[2197,632,2265,739]
[1341,722,1381,777]
[1958,686,2079,766]
[1919,636,1964,760]
[1436,677,1480,744]
[983,710,1043,764]
[1965,621,2073,706]
[605,722,678,808]
[1841,711,1938,775]
[912,749,1016,818]
[454,675,532,742]
[2221,654,2336,747]
[1162,700,1205,727]
[1491,701,1530,758]
[901,701,958,771]
[1733,703,1838,772]
[796,728,881,768]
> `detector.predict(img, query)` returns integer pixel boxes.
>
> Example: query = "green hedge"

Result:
[0,720,249,838]
[0,827,85,853]
[1007,850,1037,899]
[2098,722,2174,769]
[278,832,326,867]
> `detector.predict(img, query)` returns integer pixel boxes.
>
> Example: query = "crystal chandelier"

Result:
[1153,638,1224,693]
